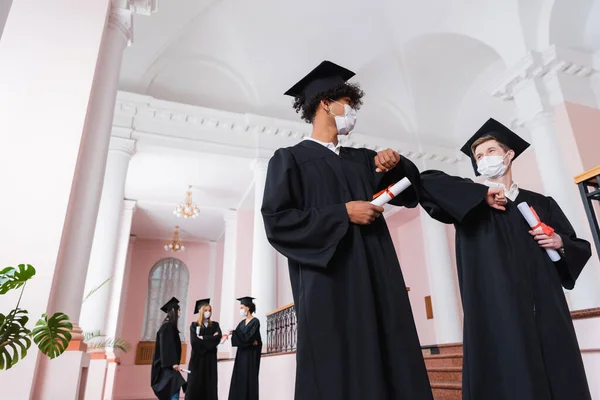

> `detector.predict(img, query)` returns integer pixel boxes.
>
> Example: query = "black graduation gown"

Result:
[228,318,262,400]
[151,322,187,400]
[185,321,222,400]
[419,170,592,400]
[261,140,433,400]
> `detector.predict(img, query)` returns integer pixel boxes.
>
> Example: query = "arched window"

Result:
[142,257,190,341]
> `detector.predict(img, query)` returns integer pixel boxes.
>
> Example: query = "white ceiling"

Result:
[126,143,254,241]
[116,0,600,241]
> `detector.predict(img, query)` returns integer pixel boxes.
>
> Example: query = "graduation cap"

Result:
[160,297,180,313]
[194,298,210,314]
[460,118,530,176]
[284,61,355,105]
[237,296,255,307]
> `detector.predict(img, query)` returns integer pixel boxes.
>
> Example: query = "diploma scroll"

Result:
[180,368,191,374]
[196,326,200,335]
[371,177,412,207]
[516,202,561,262]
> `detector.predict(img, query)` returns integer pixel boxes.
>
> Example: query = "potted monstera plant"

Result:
[0,264,72,370]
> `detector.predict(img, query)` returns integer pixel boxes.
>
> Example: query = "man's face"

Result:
[474,139,508,162]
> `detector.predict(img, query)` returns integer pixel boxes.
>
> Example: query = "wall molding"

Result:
[112,91,467,165]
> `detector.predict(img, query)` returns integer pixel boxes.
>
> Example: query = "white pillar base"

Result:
[34,350,89,400]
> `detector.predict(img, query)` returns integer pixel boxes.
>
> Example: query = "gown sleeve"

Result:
[546,196,592,290]
[365,149,421,208]
[159,324,180,368]
[419,170,490,224]
[261,148,350,268]
[231,320,260,348]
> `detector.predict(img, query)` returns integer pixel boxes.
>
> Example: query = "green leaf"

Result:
[31,313,72,359]
[0,265,36,295]
[82,277,112,304]
[0,309,32,370]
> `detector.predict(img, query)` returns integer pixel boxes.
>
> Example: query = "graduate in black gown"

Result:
[261,61,433,400]
[228,297,261,400]
[185,298,221,400]
[151,297,187,400]
[418,118,592,400]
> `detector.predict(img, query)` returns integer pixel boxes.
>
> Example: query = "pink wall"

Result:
[114,239,215,400]
[555,103,600,173]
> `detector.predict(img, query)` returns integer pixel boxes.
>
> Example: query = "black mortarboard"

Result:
[460,118,530,176]
[160,297,180,313]
[237,296,255,307]
[194,298,210,314]
[284,61,355,105]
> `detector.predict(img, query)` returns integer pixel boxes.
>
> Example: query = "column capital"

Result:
[223,209,238,222]
[489,46,599,102]
[123,199,137,213]
[109,136,136,158]
[108,7,133,46]
[128,0,159,15]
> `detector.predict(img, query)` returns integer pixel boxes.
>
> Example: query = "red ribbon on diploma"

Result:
[373,184,395,200]
[530,206,554,236]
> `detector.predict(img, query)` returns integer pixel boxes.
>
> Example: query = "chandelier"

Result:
[164,226,185,252]
[173,185,200,219]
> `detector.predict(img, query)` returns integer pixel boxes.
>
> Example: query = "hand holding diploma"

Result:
[370,177,412,207]
[517,202,561,261]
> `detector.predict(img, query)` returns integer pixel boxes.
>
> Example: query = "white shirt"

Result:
[483,180,520,201]
[304,137,341,156]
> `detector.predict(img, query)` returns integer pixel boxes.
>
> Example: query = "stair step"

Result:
[424,353,463,368]
[431,381,462,400]
[427,366,462,382]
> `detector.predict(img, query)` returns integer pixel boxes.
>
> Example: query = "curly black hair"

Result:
[292,82,365,123]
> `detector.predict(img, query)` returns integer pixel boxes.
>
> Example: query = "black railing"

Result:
[266,303,297,354]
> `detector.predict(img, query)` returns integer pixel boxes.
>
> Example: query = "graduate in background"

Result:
[151,297,187,400]
[228,297,261,400]
[185,298,221,400]
[418,118,592,400]
[261,61,432,400]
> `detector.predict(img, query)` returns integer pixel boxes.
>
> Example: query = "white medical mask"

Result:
[477,154,510,179]
[204,311,211,319]
[240,309,248,317]
[329,101,357,136]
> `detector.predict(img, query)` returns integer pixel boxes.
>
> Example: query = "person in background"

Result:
[228,297,261,400]
[418,118,592,400]
[185,298,221,400]
[261,60,432,400]
[151,297,187,400]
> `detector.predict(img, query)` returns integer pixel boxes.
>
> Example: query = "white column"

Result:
[33,8,135,400]
[250,159,277,344]
[420,210,463,343]
[523,112,600,309]
[207,241,218,302]
[102,204,136,400]
[219,210,239,356]
[80,136,136,335]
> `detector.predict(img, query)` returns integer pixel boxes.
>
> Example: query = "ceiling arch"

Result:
[143,55,260,113]
[401,32,504,148]
[548,0,599,50]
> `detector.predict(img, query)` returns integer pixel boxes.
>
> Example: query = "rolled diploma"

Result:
[196,326,200,335]
[370,177,412,207]
[516,202,561,262]
[180,368,191,374]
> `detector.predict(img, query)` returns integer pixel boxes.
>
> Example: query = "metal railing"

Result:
[265,303,297,354]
